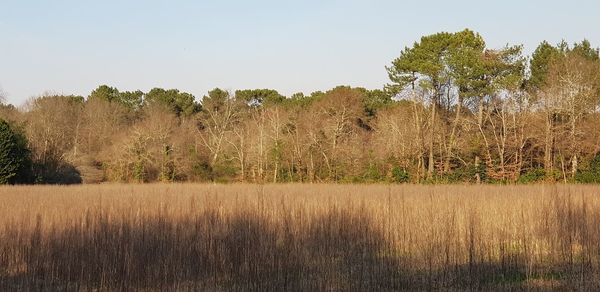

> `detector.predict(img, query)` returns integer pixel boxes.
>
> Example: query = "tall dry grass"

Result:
[1,184,600,290]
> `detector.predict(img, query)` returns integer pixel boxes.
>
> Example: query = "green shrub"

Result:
[192,161,213,182]
[0,119,32,184]
[437,165,487,184]
[518,168,547,184]
[363,164,383,182]
[390,167,410,183]
[576,154,600,184]
[212,161,238,183]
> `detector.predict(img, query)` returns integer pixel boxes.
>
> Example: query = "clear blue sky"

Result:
[1,0,598,105]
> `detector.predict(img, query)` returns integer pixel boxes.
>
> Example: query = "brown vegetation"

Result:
[2,184,600,290]
[1,34,599,185]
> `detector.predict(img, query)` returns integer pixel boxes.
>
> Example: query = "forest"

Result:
[1,29,599,185]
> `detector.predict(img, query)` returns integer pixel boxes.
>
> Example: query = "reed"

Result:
[1,184,600,290]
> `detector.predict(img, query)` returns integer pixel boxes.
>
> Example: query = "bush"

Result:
[576,154,600,184]
[0,119,32,184]
[518,168,547,184]
[363,164,383,182]
[390,167,410,183]
[191,161,214,182]
[435,165,487,184]
[32,162,82,185]
[210,160,238,183]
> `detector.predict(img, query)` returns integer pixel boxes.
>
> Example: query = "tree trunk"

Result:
[571,114,578,178]
[475,156,481,184]
[410,89,425,182]
[475,96,484,178]
[427,101,436,180]
[309,152,315,183]
[572,154,578,178]
[544,112,555,175]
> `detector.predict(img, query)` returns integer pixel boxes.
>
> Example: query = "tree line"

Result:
[1,29,600,184]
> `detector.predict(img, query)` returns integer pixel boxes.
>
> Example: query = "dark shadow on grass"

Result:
[3,204,597,291]
[0,208,409,291]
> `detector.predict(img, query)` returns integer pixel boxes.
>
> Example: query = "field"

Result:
[1,184,600,291]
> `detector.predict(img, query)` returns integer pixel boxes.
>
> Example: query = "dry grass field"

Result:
[1,184,600,291]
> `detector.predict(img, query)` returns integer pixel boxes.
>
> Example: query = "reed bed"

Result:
[1,184,600,291]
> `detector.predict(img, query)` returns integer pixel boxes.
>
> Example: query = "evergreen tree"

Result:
[0,119,31,184]
[529,41,562,90]
[144,88,200,116]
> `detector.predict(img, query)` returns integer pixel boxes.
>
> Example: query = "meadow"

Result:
[1,184,600,291]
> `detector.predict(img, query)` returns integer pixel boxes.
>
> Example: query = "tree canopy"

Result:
[1,30,599,185]
[0,119,31,184]
[89,85,143,110]
[144,88,200,116]
[235,89,286,106]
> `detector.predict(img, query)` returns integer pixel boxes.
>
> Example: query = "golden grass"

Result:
[1,184,600,290]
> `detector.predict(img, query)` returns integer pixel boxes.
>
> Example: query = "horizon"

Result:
[1,0,599,105]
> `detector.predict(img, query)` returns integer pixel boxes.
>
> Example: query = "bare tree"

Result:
[198,90,243,166]
[310,87,365,180]
[545,54,600,178]
[25,94,83,182]
[373,102,421,180]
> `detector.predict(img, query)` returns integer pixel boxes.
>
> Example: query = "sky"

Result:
[0,0,599,105]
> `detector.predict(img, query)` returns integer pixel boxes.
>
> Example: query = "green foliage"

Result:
[571,39,600,61]
[212,161,238,183]
[529,41,563,90]
[269,140,283,163]
[89,85,143,110]
[385,29,523,102]
[528,39,598,91]
[159,145,176,182]
[290,92,304,100]
[145,88,200,116]
[576,154,600,184]
[119,90,144,110]
[189,150,214,182]
[89,85,121,102]
[449,34,524,98]
[490,45,527,91]
[190,153,237,183]
[362,164,383,182]
[446,29,489,98]
[235,89,285,106]
[32,163,82,185]
[438,165,487,184]
[390,167,410,183]
[4,31,598,186]
[36,94,85,105]
[201,88,232,111]
[386,30,454,94]
[518,168,547,184]
[132,160,146,183]
[284,91,323,108]
[126,135,149,183]
[360,88,392,116]
[0,119,31,184]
